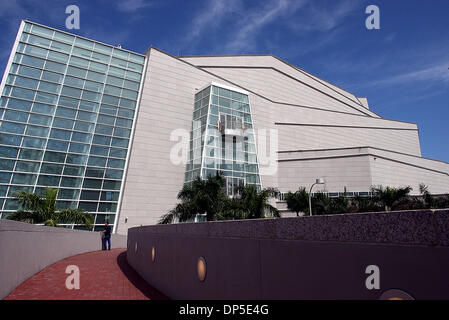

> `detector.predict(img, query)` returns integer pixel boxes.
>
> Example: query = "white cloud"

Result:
[371,63,449,86]
[186,0,241,42]
[224,0,307,52]
[116,0,153,12]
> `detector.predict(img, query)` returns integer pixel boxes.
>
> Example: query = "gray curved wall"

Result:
[0,220,127,299]
[127,209,449,300]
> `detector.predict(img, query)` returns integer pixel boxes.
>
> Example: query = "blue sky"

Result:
[1,0,448,162]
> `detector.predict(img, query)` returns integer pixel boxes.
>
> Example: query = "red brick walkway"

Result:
[5,249,167,300]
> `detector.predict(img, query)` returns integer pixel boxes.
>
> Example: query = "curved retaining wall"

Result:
[0,220,127,299]
[127,209,449,300]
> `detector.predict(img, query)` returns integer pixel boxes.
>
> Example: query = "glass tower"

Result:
[184,83,261,195]
[0,21,146,230]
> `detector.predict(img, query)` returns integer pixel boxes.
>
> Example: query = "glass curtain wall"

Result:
[0,21,145,230]
[184,84,261,195]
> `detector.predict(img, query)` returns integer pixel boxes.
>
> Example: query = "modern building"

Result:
[0,21,448,233]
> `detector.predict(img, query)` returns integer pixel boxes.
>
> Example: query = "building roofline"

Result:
[278,146,449,166]
[148,46,419,127]
[179,53,380,115]
[23,19,146,57]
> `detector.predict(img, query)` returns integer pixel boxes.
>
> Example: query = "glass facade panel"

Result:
[184,85,261,195]
[0,21,145,230]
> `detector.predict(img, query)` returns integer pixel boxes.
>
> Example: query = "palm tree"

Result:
[159,172,229,224]
[7,187,93,228]
[285,187,309,216]
[419,183,434,208]
[233,185,280,219]
[371,185,412,211]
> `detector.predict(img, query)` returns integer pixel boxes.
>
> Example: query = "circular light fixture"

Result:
[197,257,207,282]
[152,246,156,262]
[379,289,414,300]
[135,242,138,253]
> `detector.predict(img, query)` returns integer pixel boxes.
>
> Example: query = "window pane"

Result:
[58,188,80,200]
[69,56,89,68]
[66,154,87,165]
[83,178,102,189]
[69,142,89,153]
[80,190,100,200]
[0,159,15,171]
[40,163,63,174]
[18,65,42,79]
[63,165,85,176]
[92,135,111,146]
[7,98,32,111]
[66,66,87,78]
[50,40,72,52]
[22,137,46,148]
[0,146,19,158]
[107,159,125,169]
[64,76,84,88]
[90,145,109,156]
[103,180,121,190]
[56,107,77,118]
[43,151,66,163]
[71,132,92,143]
[0,133,22,146]
[79,100,99,112]
[95,124,113,135]
[111,138,129,148]
[35,91,58,104]
[19,149,43,161]
[47,50,69,63]
[61,177,82,188]
[3,109,29,122]
[57,94,77,107]
[53,117,74,129]
[44,60,66,73]
[88,156,107,167]
[46,140,68,152]
[37,175,61,186]
[25,125,49,137]
[86,70,105,82]
[15,161,40,173]
[32,102,55,115]
[109,148,127,158]
[74,121,94,133]
[117,108,133,118]
[85,167,104,178]
[29,113,52,126]
[105,169,123,179]
[61,86,82,98]
[50,128,71,140]
[12,172,37,184]
[27,34,51,47]
[0,172,12,183]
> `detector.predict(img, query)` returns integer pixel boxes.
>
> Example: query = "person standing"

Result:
[102,222,112,250]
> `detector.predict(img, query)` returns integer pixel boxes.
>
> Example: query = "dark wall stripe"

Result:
[278,153,448,176]
[201,65,375,117]
[275,122,418,131]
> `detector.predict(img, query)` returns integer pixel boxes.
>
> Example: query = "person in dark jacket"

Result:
[102,222,112,250]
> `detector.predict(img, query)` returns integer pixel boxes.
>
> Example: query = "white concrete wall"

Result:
[117,49,245,234]
[277,148,449,195]
[181,55,376,117]
[116,50,447,233]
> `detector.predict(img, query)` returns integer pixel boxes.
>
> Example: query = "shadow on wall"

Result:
[116,251,168,300]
